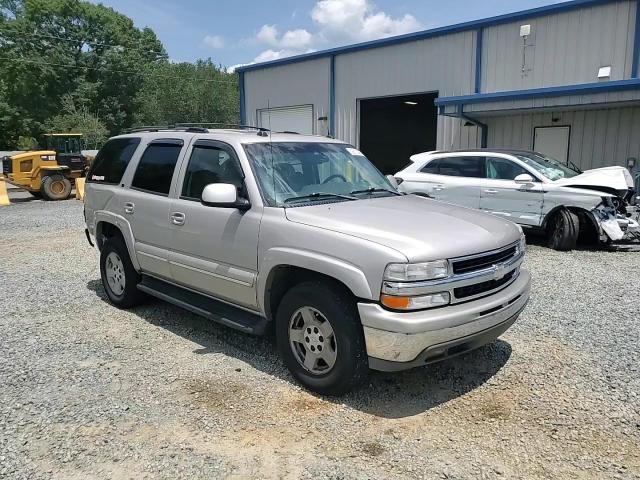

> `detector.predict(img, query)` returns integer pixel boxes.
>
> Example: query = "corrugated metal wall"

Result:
[244,58,330,135]
[483,105,640,170]
[481,0,637,92]
[333,31,478,148]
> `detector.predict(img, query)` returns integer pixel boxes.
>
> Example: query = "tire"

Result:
[100,235,145,308]
[275,281,369,396]
[41,175,72,200]
[547,208,579,251]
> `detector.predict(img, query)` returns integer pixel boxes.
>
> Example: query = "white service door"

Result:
[258,105,313,135]
[534,126,570,163]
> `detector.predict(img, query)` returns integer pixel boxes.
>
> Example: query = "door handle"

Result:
[483,189,499,194]
[124,202,135,214]
[170,212,185,226]
[433,184,445,191]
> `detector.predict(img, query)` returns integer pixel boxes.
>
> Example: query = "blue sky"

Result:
[93,0,562,69]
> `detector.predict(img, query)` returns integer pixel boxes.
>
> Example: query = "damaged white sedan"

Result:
[395,149,639,251]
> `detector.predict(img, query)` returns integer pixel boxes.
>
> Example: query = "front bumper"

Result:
[359,269,531,371]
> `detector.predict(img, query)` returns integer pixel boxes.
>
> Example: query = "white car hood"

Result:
[554,166,633,193]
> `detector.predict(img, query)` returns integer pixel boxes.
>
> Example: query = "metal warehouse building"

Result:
[237,0,640,177]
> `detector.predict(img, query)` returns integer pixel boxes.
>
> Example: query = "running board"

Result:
[137,275,268,335]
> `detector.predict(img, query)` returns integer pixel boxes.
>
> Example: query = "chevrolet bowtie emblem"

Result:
[493,263,507,280]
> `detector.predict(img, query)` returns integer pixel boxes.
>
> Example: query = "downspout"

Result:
[329,55,336,137]
[238,70,246,125]
[458,104,488,148]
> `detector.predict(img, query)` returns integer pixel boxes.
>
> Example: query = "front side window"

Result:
[486,157,529,181]
[131,141,183,195]
[243,142,395,206]
[429,156,485,178]
[181,145,244,201]
[88,137,141,184]
[515,152,579,181]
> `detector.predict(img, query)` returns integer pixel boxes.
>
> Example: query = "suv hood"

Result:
[284,195,521,262]
[554,166,633,194]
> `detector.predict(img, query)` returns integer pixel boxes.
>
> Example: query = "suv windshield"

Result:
[243,142,396,206]
[514,152,579,181]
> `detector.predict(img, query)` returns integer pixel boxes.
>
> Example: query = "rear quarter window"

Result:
[87,138,141,184]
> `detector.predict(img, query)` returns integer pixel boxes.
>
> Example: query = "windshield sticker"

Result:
[346,147,365,156]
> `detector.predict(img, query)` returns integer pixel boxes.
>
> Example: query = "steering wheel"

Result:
[322,174,347,184]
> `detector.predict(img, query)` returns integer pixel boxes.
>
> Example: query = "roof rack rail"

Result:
[123,123,275,136]
[173,122,270,132]
[124,125,209,134]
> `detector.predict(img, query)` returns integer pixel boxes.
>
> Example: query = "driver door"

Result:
[480,156,544,227]
[168,140,261,309]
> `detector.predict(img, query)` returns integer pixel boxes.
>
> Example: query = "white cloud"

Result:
[256,24,313,50]
[202,34,224,49]
[312,0,421,42]
[247,0,420,65]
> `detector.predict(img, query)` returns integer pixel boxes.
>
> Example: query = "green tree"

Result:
[134,59,239,127]
[0,0,166,148]
[44,94,108,148]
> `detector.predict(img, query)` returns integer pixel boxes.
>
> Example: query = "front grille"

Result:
[452,245,517,274]
[454,270,515,299]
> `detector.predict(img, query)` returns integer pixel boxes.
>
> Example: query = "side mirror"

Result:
[386,174,402,188]
[514,173,535,185]
[201,183,250,210]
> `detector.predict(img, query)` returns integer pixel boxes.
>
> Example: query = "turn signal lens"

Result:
[380,292,450,311]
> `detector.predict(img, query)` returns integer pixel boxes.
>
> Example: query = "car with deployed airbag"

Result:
[395,149,639,250]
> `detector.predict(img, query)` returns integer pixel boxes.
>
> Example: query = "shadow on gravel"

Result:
[87,279,512,419]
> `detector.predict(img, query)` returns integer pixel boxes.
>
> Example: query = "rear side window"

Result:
[131,140,183,195]
[88,137,141,184]
[423,156,485,178]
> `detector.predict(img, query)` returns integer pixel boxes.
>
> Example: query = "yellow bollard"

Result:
[0,177,9,206]
[75,177,86,201]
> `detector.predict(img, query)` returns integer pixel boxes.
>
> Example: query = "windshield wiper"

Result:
[350,187,401,196]
[283,192,357,204]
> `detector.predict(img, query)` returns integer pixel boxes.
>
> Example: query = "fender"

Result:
[94,210,141,271]
[257,247,374,313]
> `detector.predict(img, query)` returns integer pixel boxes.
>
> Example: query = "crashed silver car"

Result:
[395,149,639,250]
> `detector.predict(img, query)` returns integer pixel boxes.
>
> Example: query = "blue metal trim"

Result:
[633,0,640,77]
[457,105,488,148]
[434,78,640,106]
[329,55,336,137]
[238,71,246,124]
[474,28,483,94]
[236,0,619,73]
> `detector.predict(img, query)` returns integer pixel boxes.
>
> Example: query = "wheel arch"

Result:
[95,215,140,271]
[542,205,600,244]
[261,259,371,322]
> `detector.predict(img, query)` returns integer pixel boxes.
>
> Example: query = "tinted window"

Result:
[181,145,244,200]
[131,142,183,195]
[486,157,529,180]
[88,138,141,184]
[424,157,485,178]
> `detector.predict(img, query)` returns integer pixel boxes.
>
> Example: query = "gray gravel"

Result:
[1,195,639,479]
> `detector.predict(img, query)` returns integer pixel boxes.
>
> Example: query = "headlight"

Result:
[517,232,526,255]
[383,260,450,282]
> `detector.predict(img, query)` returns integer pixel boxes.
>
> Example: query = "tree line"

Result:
[0,0,239,150]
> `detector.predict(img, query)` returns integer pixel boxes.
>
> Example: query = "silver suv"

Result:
[84,127,531,395]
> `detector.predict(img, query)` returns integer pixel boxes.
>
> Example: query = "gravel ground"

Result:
[0,195,639,479]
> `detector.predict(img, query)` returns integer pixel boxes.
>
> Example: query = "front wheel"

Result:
[275,281,369,396]
[41,174,72,200]
[547,208,579,251]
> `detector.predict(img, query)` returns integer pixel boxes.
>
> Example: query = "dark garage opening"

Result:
[359,92,438,175]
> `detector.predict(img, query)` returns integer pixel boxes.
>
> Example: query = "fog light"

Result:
[380,292,450,311]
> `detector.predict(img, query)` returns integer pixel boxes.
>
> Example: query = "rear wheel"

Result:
[275,281,369,396]
[547,208,579,251]
[41,175,72,200]
[100,236,145,308]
